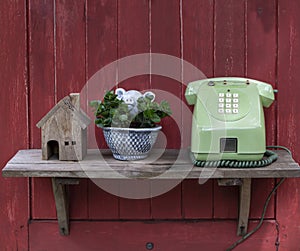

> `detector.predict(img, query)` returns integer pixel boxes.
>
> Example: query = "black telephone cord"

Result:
[190,146,291,250]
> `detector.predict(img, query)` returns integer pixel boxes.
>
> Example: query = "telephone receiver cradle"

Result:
[185,77,275,161]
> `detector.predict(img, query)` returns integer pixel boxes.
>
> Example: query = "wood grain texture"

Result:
[117,0,151,220]
[246,0,277,145]
[245,0,277,220]
[182,180,213,219]
[237,178,251,235]
[29,220,278,251]
[277,1,300,162]
[182,0,214,220]
[54,5,89,220]
[151,0,181,150]
[29,0,56,148]
[88,181,119,219]
[87,0,118,150]
[55,0,86,99]
[52,178,70,235]
[28,0,57,220]
[277,0,300,249]
[150,0,182,219]
[1,1,300,249]
[0,1,29,249]
[117,0,149,91]
[249,178,275,219]
[182,0,214,79]
[3,149,299,179]
[86,0,119,220]
[213,0,245,219]
[214,0,245,77]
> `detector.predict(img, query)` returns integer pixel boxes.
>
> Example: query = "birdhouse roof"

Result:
[36,94,91,129]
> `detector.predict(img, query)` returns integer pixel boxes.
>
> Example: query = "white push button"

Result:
[226,104,231,108]
[226,98,231,103]
[233,93,239,98]
[219,93,225,97]
[219,103,224,108]
[218,109,224,114]
[233,104,239,108]
[219,98,224,102]
[233,109,239,114]
[226,93,232,97]
[233,99,238,103]
[225,109,232,113]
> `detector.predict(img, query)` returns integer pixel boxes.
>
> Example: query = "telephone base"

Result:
[193,152,264,161]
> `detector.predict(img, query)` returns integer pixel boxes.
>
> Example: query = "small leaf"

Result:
[119,114,128,121]
[150,114,161,123]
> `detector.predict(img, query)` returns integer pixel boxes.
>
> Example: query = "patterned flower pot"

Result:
[102,126,162,160]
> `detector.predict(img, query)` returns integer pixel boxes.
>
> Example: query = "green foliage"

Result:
[90,91,172,128]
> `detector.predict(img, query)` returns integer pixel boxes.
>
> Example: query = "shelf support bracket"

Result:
[218,178,252,236]
[51,178,80,235]
[237,178,252,236]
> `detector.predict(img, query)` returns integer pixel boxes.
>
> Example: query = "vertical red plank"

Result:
[117,0,150,91]
[87,0,119,219]
[213,0,245,219]
[277,2,300,161]
[151,0,181,150]
[0,1,28,249]
[151,184,182,219]
[246,0,277,144]
[214,0,245,77]
[182,180,213,219]
[213,184,239,219]
[88,181,119,219]
[246,0,277,219]
[249,179,275,219]
[56,0,86,97]
[182,0,214,219]
[277,1,300,249]
[150,0,182,219]
[182,0,214,79]
[29,0,56,148]
[117,0,151,220]
[29,0,57,219]
[86,0,118,150]
[55,0,88,220]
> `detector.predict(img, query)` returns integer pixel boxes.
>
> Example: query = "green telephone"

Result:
[185,77,274,161]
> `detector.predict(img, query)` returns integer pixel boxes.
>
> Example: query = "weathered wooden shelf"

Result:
[2,149,300,236]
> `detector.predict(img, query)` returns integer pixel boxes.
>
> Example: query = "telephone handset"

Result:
[185,77,274,161]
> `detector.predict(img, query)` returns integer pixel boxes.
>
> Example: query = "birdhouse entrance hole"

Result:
[47,140,59,160]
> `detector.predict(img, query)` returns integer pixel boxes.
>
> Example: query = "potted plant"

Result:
[90,88,172,160]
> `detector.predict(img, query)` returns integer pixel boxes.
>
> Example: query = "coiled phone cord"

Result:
[191,150,278,168]
[190,146,291,251]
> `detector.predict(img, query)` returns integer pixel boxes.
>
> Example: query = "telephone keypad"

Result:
[218,92,239,114]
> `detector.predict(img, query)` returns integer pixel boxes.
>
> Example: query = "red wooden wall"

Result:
[1,0,300,250]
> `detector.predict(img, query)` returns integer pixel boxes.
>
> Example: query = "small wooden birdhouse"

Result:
[36,93,91,161]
